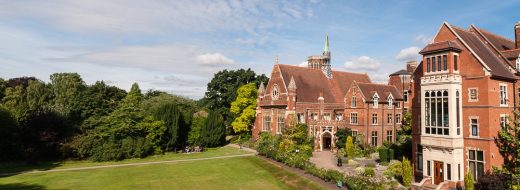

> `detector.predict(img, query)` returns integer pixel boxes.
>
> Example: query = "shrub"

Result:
[465,171,474,190]
[345,136,356,158]
[323,169,344,182]
[363,167,375,177]
[402,157,412,187]
[378,148,388,162]
[388,149,394,161]
[384,160,402,179]
[343,175,385,190]
[337,148,346,159]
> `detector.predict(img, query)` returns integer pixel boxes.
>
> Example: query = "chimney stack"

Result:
[516,21,520,49]
[406,60,418,73]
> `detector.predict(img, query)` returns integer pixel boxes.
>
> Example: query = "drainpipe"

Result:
[381,101,384,146]
[367,102,370,145]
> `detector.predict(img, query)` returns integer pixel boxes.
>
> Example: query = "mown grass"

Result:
[0,147,327,190]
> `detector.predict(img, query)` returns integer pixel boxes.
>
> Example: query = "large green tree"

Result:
[495,108,520,188]
[200,111,226,147]
[153,103,190,151]
[0,106,19,161]
[49,73,86,124]
[0,78,6,100]
[230,83,258,134]
[202,69,268,126]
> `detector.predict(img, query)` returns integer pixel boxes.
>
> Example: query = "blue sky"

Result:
[1,1,519,99]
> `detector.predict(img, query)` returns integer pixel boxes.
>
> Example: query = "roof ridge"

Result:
[357,82,393,87]
[475,26,515,43]
[501,49,520,53]
[278,63,368,76]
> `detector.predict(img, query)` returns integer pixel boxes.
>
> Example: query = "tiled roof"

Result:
[475,27,516,51]
[277,64,371,103]
[449,24,516,80]
[419,40,462,54]
[355,82,403,102]
[389,69,412,76]
[502,49,520,59]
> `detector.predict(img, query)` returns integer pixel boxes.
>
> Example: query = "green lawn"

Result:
[0,147,327,190]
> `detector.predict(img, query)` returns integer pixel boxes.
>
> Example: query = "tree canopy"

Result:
[230,83,258,134]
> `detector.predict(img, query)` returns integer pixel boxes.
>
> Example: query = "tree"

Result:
[202,69,268,126]
[49,73,86,123]
[495,107,520,188]
[153,103,189,150]
[335,128,352,149]
[401,157,413,187]
[230,83,258,135]
[345,136,355,158]
[200,111,226,147]
[80,81,126,119]
[0,78,6,100]
[0,106,20,161]
[188,111,208,146]
[465,171,475,190]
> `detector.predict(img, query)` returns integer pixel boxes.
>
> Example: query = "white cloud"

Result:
[196,53,235,65]
[0,0,315,35]
[415,34,432,45]
[344,56,381,71]
[298,61,307,67]
[395,46,420,61]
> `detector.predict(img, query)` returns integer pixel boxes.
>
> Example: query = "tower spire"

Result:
[323,34,330,53]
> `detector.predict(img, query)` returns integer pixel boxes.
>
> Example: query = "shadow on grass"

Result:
[0,161,62,177]
[0,183,46,190]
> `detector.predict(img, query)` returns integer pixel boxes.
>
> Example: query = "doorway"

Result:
[434,161,444,185]
[322,133,332,150]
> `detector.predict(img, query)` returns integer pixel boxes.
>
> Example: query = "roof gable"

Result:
[355,82,403,102]
[277,64,371,103]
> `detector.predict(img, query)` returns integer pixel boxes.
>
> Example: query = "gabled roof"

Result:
[355,82,403,102]
[447,23,516,80]
[389,69,412,76]
[502,49,520,60]
[474,27,516,51]
[419,40,462,54]
[277,64,371,103]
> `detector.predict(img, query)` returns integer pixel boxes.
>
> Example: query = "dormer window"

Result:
[388,95,393,108]
[516,54,520,72]
[272,84,279,100]
[373,94,379,108]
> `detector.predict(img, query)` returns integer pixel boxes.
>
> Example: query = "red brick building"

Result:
[388,61,417,112]
[252,36,403,151]
[412,21,520,189]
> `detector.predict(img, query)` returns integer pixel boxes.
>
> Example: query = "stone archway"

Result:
[321,131,332,151]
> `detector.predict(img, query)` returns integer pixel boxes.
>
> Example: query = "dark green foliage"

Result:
[188,114,207,146]
[335,128,352,149]
[0,106,19,161]
[202,69,268,127]
[379,148,389,162]
[200,111,226,147]
[79,81,126,120]
[475,171,510,190]
[495,106,520,189]
[0,78,6,100]
[153,103,189,150]
[388,149,394,160]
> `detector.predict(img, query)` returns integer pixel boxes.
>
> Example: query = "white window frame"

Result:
[516,54,520,72]
[323,113,331,121]
[469,117,479,137]
[271,84,279,100]
[371,131,378,146]
[350,112,358,124]
[351,96,357,108]
[499,83,508,106]
[387,113,393,124]
[387,94,394,109]
[263,116,271,132]
[352,130,358,137]
[386,130,393,143]
[372,113,378,125]
[335,113,343,121]
[373,93,379,108]
[468,150,485,181]
[396,113,402,124]
[276,115,284,134]
[500,114,508,130]
[468,88,478,102]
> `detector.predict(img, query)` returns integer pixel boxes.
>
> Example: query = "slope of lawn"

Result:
[0,147,327,190]
[0,146,249,174]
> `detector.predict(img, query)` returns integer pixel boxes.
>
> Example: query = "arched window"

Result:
[373,94,379,108]
[425,90,450,136]
[272,84,279,100]
[388,96,393,108]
